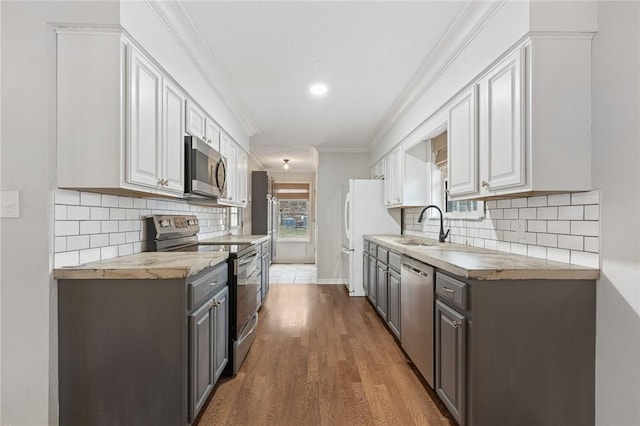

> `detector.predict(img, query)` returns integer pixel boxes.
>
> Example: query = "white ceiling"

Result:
[181,1,468,172]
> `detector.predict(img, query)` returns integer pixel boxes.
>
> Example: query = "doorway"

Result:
[272,177,315,264]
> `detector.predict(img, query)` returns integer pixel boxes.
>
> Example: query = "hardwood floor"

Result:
[198,285,455,426]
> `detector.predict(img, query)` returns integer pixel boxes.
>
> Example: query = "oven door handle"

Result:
[238,252,258,267]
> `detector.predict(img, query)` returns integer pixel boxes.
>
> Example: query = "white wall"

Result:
[316,152,369,281]
[271,172,316,264]
[591,2,640,424]
[1,3,120,424]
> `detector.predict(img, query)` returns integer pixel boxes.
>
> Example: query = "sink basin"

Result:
[393,238,440,247]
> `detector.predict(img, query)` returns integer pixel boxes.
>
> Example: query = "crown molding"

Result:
[313,145,370,154]
[368,0,506,149]
[529,31,596,40]
[145,0,260,136]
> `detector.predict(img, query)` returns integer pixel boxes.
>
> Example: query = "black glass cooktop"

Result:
[170,243,252,254]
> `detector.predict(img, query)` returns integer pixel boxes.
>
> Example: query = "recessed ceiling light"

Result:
[309,83,328,97]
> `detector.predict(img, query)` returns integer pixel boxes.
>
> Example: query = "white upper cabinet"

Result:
[236,149,248,208]
[447,86,478,197]
[162,79,186,194]
[371,160,385,180]
[479,48,525,193]
[205,118,221,152]
[383,143,428,208]
[186,100,206,141]
[127,46,163,190]
[219,132,237,205]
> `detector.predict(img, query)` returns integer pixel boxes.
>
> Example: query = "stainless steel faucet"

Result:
[417,205,450,243]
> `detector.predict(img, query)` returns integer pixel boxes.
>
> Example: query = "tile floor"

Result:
[269,263,318,284]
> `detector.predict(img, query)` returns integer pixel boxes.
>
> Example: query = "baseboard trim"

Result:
[316,279,344,285]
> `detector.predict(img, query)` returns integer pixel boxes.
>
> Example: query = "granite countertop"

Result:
[199,234,269,245]
[366,235,600,281]
[54,252,229,280]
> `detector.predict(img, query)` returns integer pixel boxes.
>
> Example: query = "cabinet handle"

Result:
[482,180,490,188]
[442,286,455,293]
[158,179,164,186]
[452,320,461,328]
[211,300,221,307]
[208,281,218,287]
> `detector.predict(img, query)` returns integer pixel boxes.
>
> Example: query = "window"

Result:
[275,182,310,240]
[428,130,483,218]
[229,207,241,230]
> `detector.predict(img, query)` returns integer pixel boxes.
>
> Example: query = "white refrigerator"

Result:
[341,179,401,296]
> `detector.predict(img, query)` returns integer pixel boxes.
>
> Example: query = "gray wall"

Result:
[316,152,369,281]
[591,2,640,424]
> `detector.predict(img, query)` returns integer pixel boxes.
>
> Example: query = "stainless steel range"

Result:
[145,214,259,375]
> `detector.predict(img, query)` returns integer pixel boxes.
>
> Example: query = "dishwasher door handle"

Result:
[402,263,430,278]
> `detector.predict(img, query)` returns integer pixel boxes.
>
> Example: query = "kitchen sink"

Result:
[394,238,440,247]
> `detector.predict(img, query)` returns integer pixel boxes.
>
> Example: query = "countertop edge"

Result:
[365,235,600,281]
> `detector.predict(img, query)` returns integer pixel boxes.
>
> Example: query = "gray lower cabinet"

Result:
[363,252,370,295]
[367,252,377,304]
[376,260,388,320]
[59,262,229,426]
[387,267,401,339]
[435,300,466,425]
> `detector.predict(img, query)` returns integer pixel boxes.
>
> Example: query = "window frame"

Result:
[275,182,312,243]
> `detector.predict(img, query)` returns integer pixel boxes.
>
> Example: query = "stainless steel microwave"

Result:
[184,136,227,199]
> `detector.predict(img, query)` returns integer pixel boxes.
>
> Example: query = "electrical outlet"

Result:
[514,219,526,239]
[0,191,20,218]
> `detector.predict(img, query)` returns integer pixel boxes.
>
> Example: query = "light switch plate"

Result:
[1,191,20,218]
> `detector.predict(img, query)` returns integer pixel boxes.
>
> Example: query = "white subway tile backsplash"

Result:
[55,251,79,268]
[55,189,80,205]
[584,205,599,220]
[548,194,571,206]
[79,248,101,264]
[497,199,511,208]
[547,248,570,264]
[511,198,527,208]
[537,207,558,220]
[571,221,599,236]
[67,235,90,251]
[527,220,547,233]
[55,221,79,236]
[497,220,511,231]
[511,243,527,255]
[55,189,230,267]
[519,208,536,220]
[484,239,497,250]
[571,190,600,205]
[504,209,518,219]
[80,221,101,235]
[80,192,102,206]
[67,206,91,220]
[584,237,599,253]
[558,235,584,251]
[558,206,584,220]
[486,200,497,209]
[527,196,547,207]
[570,251,599,268]
[102,194,119,207]
[90,234,109,248]
[496,241,511,253]
[547,220,571,235]
[536,233,558,248]
[527,245,547,259]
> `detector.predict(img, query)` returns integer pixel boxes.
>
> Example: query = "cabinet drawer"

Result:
[261,240,269,255]
[377,247,389,263]
[368,243,377,256]
[363,240,369,251]
[388,252,401,272]
[188,263,228,310]
[436,273,468,310]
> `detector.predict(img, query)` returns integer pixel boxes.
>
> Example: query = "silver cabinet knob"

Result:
[482,180,489,188]
[452,320,461,328]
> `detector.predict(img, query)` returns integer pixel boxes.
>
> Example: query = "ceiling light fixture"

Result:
[309,83,328,97]
[283,159,290,172]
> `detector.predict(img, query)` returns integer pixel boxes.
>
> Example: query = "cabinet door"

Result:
[363,253,370,294]
[367,256,377,304]
[189,299,214,422]
[376,262,388,320]
[212,287,229,383]
[448,86,478,197]
[128,47,162,189]
[392,148,403,205]
[435,300,466,425]
[205,117,220,151]
[186,99,206,140]
[219,133,237,204]
[484,48,525,191]
[384,155,394,206]
[387,269,401,339]
[162,79,186,194]
[236,149,248,207]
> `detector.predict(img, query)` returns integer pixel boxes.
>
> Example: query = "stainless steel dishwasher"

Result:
[401,257,435,388]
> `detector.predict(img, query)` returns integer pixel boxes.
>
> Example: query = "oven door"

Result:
[235,250,259,335]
